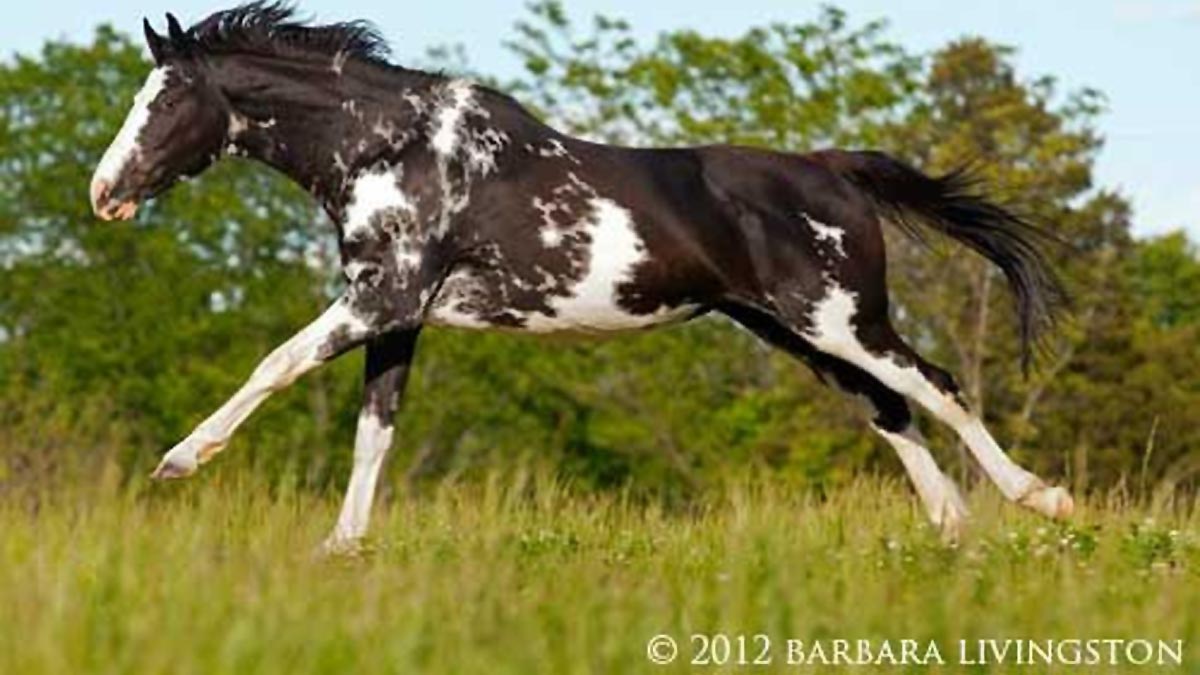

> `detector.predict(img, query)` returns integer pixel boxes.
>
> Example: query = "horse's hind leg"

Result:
[822,360,969,538]
[723,305,968,538]
[793,285,1073,520]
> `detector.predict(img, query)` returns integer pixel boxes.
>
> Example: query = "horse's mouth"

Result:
[96,201,139,221]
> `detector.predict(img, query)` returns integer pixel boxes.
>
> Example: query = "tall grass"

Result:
[1,472,1196,673]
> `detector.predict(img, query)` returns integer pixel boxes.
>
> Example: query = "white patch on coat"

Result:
[430,80,475,156]
[535,139,580,164]
[466,127,510,176]
[522,198,696,332]
[564,172,597,197]
[804,214,846,257]
[426,269,494,329]
[228,112,250,138]
[804,284,961,419]
[344,169,414,240]
[427,80,501,235]
[402,90,428,115]
[533,196,569,247]
[331,50,349,75]
[371,117,412,148]
[333,152,349,176]
[343,168,425,275]
[91,66,171,189]
[427,199,696,333]
[804,282,1043,501]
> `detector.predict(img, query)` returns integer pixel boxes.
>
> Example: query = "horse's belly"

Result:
[519,295,698,333]
[426,269,697,333]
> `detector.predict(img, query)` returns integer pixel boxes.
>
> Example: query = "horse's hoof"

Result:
[151,456,197,480]
[1020,485,1074,520]
[934,484,969,544]
[938,513,965,545]
[317,535,366,559]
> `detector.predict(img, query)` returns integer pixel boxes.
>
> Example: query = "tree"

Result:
[505,1,918,148]
[1127,232,1200,328]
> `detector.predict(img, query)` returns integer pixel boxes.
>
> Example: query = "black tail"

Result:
[822,150,1068,371]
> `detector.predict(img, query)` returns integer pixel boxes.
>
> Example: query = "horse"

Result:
[91,3,1073,552]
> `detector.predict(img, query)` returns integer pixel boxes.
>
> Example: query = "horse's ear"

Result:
[165,12,190,52]
[144,18,166,64]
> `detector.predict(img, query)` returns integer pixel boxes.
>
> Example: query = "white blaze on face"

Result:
[91,67,171,197]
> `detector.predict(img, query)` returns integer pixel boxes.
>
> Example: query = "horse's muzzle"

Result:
[90,180,139,221]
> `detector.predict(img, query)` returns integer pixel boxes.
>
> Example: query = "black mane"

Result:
[184,1,392,66]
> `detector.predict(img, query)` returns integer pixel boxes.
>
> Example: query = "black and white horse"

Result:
[91,4,1073,551]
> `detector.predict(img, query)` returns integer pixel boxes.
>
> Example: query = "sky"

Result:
[3,0,1197,239]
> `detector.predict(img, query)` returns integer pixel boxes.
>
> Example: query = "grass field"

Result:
[1,472,1197,674]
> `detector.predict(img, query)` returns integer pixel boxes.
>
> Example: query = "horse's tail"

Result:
[817,149,1068,371]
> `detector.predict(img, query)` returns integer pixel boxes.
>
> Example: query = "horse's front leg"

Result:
[152,294,378,479]
[322,329,420,554]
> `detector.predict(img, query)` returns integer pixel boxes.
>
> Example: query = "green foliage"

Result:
[1127,232,1200,328]
[0,7,1196,501]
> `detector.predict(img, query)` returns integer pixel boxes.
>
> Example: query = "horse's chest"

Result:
[428,198,695,333]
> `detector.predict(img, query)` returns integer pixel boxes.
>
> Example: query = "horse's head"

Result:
[91,14,231,220]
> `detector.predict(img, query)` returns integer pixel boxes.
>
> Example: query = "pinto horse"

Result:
[91,3,1073,551]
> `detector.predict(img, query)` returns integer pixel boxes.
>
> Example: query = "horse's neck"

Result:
[217,56,437,210]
